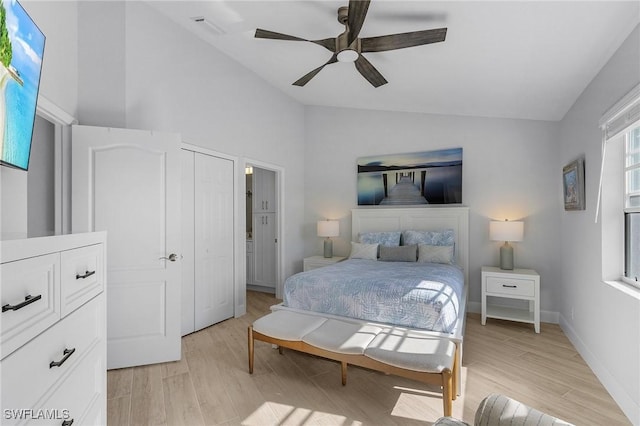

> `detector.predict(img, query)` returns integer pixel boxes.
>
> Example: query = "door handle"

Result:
[159,253,178,262]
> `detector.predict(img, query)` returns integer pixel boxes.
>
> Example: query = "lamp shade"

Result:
[317,220,339,237]
[490,220,524,242]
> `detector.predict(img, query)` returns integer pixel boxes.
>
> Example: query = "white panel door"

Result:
[72,125,181,369]
[194,153,234,330]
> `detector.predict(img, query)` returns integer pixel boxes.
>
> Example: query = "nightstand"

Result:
[481,266,540,333]
[303,255,346,272]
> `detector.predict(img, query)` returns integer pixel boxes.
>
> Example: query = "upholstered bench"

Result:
[248,310,458,417]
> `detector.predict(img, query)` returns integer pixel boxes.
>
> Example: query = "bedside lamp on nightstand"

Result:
[317,220,339,258]
[490,219,524,270]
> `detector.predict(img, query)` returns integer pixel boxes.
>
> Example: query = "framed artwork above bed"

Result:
[357,148,463,206]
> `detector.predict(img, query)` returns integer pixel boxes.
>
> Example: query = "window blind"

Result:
[595,83,640,222]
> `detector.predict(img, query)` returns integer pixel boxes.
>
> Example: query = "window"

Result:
[624,126,640,286]
[598,83,640,292]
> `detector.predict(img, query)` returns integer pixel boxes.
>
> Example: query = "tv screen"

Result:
[0,0,45,171]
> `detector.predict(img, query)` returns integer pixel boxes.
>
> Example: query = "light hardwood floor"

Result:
[107,291,630,425]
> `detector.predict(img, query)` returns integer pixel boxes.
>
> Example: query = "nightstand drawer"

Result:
[486,276,535,297]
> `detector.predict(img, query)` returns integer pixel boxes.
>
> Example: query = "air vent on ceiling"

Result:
[191,16,226,35]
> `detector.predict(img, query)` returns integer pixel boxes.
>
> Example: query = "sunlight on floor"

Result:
[242,402,365,426]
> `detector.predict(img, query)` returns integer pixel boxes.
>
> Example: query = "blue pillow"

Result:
[359,231,401,247]
[402,229,455,246]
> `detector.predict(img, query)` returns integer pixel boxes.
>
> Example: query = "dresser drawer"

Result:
[486,276,535,297]
[1,297,103,414]
[61,244,104,317]
[26,343,105,426]
[1,253,61,359]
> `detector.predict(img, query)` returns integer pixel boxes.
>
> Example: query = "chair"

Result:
[434,393,574,426]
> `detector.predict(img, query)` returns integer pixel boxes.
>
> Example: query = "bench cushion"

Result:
[364,327,456,373]
[303,319,383,355]
[253,311,326,341]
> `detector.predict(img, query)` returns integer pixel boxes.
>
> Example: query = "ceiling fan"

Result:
[254,0,447,88]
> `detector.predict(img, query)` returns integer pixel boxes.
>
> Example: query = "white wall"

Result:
[76,2,307,298]
[304,106,561,316]
[22,1,78,117]
[558,25,640,423]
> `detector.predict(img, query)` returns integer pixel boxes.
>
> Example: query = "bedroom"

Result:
[0,0,638,425]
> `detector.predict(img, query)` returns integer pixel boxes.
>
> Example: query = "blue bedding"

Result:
[283,259,464,333]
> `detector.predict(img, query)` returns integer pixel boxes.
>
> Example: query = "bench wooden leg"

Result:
[452,343,459,401]
[248,325,254,374]
[442,368,453,417]
[341,361,347,386]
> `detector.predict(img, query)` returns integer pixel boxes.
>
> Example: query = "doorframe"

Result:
[36,95,77,236]
[182,142,243,317]
[243,158,285,301]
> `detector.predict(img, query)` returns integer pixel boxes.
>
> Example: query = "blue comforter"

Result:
[283,259,464,333]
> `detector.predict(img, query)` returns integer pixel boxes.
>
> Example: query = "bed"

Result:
[272,206,469,392]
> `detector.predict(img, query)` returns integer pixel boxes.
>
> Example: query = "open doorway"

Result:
[245,164,279,296]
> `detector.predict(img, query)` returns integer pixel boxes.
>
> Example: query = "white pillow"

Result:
[418,244,454,264]
[349,242,379,260]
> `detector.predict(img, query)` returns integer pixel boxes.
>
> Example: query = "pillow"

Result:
[418,244,455,264]
[379,244,417,262]
[402,229,455,246]
[359,231,401,247]
[349,242,378,260]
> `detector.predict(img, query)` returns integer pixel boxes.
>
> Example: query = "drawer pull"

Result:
[2,294,42,312]
[49,348,76,368]
[502,284,517,288]
[76,270,96,280]
[62,419,74,426]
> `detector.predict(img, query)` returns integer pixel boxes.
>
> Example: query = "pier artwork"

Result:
[357,148,463,206]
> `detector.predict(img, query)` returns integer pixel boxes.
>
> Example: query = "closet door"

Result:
[194,153,234,330]
[252,212,276,288]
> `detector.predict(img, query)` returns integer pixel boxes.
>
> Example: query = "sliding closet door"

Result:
[194,153,234,330]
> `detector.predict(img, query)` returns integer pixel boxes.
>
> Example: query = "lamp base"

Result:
[323,238,333,258]
[499,242,514,270]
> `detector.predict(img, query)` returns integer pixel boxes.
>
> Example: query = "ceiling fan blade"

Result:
[311,38,337,52]
[361,28,447,52]
[293,54,339,87]
[347,0,371,45]
[256,29,336,52]
[354,54,387,88]
[255,28,307,42]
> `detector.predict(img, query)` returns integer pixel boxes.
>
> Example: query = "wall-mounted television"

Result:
[0,0,45,171]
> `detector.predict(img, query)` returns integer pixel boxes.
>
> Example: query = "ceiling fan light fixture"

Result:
[337,49,359,62]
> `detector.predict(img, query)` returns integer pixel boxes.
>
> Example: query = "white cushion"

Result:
[253,311,326,341]
[364,327,455,373]
[303,319,382,355]
[349,242,378,260]
[418,244,455,264]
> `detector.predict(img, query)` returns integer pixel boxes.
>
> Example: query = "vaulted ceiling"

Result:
[145,1,639,121]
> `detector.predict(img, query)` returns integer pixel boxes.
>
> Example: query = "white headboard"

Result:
[351,207,470,286]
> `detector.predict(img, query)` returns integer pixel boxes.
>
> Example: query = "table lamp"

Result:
[490,219,524,270]
[317,220,339,258]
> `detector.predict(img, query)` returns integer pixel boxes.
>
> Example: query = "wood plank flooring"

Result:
[107,291,630,425]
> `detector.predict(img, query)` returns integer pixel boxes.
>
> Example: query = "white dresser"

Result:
[1,232,107,425]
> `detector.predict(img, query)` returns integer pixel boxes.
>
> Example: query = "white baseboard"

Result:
[559,314,638,425]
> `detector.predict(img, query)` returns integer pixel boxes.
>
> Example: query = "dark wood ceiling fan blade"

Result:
[354,54,387,88]
[361,28,447,52]
[256,29,336,52]
[292,54,339,87]
[255,28,307,42]
[311,38,337,52]
[347,0,371,45]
